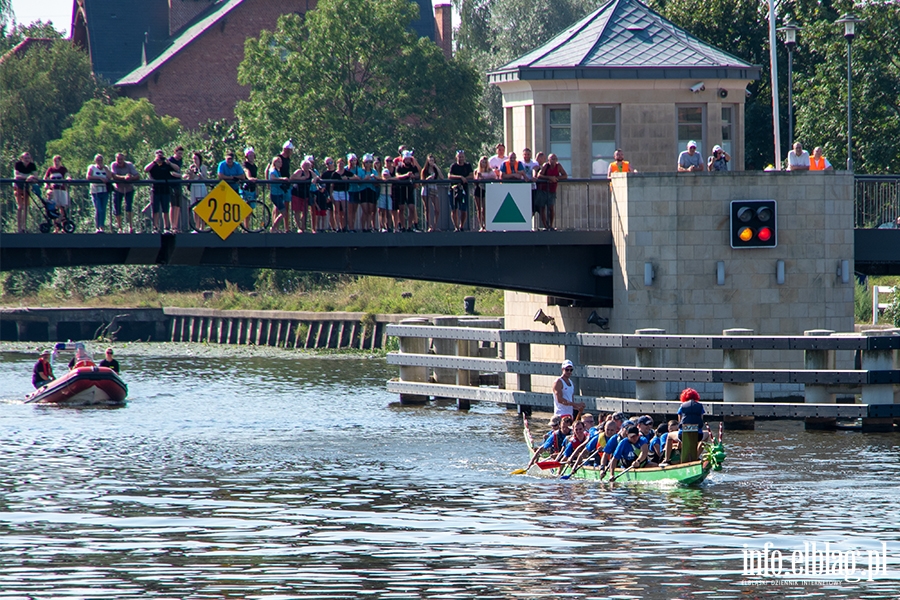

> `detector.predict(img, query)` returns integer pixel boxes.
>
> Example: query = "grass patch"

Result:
[1,273,504,316]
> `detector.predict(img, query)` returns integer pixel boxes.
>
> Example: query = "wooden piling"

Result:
[722,328,755,430]
[804,329,837,430]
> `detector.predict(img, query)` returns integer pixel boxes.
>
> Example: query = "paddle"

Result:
[560,445,601,480]
[511,416,539,475]
[610,461,639,482]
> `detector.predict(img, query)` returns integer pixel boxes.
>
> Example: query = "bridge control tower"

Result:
[506,171,857,398]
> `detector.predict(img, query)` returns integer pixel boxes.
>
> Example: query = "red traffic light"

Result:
[757,227,773,242]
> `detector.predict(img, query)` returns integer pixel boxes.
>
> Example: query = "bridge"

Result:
[2,174,900,302]
[0,229,614,303]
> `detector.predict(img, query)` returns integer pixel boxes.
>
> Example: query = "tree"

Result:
[454,0,600,149]
[789,0,900,173]
[236,0,487,164]
[0,20,63,53]
[45,97,181,172]
[0,38,107,167]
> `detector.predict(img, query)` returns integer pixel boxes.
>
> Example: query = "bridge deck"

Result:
[0,230,614,303]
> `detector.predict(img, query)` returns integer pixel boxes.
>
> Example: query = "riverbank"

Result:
[0,273,504,316]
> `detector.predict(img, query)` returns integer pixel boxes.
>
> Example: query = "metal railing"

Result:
[3,174,898,232]
[855,175,900,229]
[0,177,611,234]
[386,323,900,422]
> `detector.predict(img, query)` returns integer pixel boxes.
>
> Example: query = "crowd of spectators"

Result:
[10,138,837,233]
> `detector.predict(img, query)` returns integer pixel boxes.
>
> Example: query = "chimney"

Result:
[433,3,452,59]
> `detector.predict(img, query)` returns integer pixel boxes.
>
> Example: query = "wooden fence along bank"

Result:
[1,307,459,350]
[387,324,900,432]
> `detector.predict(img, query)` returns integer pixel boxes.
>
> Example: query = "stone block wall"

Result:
[504,171,856,399]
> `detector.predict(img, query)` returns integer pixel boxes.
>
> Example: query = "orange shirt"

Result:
[609,161,630,173]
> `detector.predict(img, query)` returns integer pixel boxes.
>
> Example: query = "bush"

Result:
[46,265,159,298]
[0,268,53,298]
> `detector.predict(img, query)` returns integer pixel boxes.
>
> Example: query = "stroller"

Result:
[34,191,75,234]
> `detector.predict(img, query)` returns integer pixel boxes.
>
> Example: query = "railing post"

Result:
[861,330,898,432]
[431,316,458,399]
[398,317,429,405]
[634,328,666,404]
[456,336,471,411]
[804,329,837,430]
[723,328,755,430]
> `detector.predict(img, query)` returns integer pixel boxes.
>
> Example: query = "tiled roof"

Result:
[115,0,436,86]
[0,38,55,66]
[83,0,169,83]
[117,0,242,86]
[490,0,759,82]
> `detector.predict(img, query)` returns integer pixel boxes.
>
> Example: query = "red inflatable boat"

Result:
[26,364,127,406]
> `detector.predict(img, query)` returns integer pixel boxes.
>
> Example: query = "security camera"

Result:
[718,89,728,98]
[746,89,752,98]
[690,82,705,93]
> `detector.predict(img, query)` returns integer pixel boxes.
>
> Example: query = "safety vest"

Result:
[810,156,827,171]
[502,160,521,174]
[609,160,630,173]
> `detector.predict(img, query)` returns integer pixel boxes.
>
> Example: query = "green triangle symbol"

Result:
[493,193,526,223]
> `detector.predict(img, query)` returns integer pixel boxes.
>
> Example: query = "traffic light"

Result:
[730,200,776,248]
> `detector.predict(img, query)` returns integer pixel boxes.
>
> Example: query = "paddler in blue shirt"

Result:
[525,415,573,469]
[609,426,653,477]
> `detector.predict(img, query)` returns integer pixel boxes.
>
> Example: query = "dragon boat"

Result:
[25,342,127,407]
[522,418,725,485]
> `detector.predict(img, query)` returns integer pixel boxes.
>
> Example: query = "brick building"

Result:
[71,0,453,128]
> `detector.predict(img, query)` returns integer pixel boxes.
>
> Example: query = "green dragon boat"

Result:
[522,419,725,485]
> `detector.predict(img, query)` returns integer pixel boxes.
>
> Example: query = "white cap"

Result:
[283,141,294,149]
[561,359,574,370]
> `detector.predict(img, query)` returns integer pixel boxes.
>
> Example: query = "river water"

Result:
[1,343,900,599]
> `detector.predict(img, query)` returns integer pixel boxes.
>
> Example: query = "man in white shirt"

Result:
[787,142,810,171]
[488,143,507,174]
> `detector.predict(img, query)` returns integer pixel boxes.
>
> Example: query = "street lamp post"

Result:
[836,13,862,171]
[778,20,800,150]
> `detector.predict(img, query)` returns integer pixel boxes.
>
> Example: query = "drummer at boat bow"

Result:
[553,360,585,418]
[32,349,54,388]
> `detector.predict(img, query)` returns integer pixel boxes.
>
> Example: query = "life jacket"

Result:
[610,160,630,173]
[810,156,827,171]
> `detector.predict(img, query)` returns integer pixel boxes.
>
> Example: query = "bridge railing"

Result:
[855,175,900,228]
[1,177,611,234]
[385,323,900,428]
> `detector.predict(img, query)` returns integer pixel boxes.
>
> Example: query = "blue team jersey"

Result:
[603,434,624,456]
[541,430,567,451]
[613,436,649,464]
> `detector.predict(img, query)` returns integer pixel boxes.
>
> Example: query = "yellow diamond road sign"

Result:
[192,181,251,240]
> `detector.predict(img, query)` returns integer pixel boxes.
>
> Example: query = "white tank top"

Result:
[553,376,575,417]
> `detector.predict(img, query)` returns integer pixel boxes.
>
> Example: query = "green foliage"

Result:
[854,280,870,323]
[0,38,108,167]
[46,266,161,299]
[455,0,601,148]
[884,288,900,327]
[45,97,181,173]
[237,0,488,164]
[790,0,900,173]
[0,268,53,298]
[0,20,63,53]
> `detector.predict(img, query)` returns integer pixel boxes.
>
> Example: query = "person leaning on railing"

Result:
[13,151,40,233]
[145,149,179,233]
[110,152,141,233]
[536,153,567,231]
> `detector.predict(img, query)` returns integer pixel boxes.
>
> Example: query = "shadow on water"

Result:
[1,345,900,598]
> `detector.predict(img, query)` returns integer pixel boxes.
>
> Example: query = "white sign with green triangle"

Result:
[485,183,531,231]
